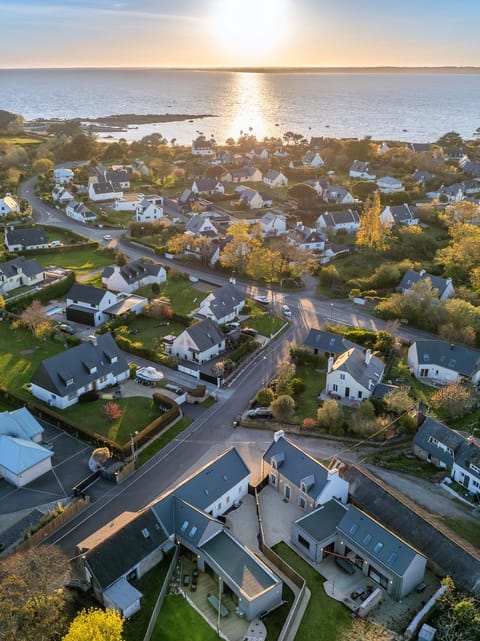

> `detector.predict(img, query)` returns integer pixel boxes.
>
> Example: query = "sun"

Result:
[210,0,290,61]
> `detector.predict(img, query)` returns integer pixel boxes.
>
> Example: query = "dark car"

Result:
[58,323,75,335]
[247,407,273,419]
[165,383,184,395]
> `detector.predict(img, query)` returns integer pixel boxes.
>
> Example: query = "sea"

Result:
[2,68,480,145]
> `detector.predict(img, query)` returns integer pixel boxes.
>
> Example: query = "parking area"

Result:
[0,420,93,515]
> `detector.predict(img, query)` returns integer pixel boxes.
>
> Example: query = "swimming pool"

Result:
[46,305,63,316]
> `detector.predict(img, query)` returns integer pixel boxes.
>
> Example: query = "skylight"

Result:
[363,533,372,546]
[386,552,398,566]
[180,520,189,533]
[373,541,384,554]
[349,523,359,535]
[188,526,198,539]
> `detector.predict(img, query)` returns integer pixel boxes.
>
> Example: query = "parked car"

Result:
[165,383,184,395]
[247,407,273,419]
[281,304,292,318]
[241,327,258,337]
[49,240,63,248]
[226,321,241,330]
[58,323,75,335]
[254,295,270,305]
[103,234,113,241]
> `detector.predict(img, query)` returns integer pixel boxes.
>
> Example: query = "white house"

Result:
[0,195,20,216]
[191,178,225,195]
[302,151,324,167]
[287,225,326,252]
[196,283,245,325]
[325,348,385,402]
[113,193,143,212]
[322,185,355,205]
[5,226,49,252]
[223,166,263,183]
[380,204,419,228]
[263,431,349,509]
[247,147,269,160]
[185,214,218,237]
[53,167,74,184]
[316,209,360,233]
[378,142,390,155]
[305,178,330,197]
[102,259,166,294]
[191,138,214,156]
[0,256,44,295]
[52,184,74,203]
[452,440,480,495]
[166,318,225,364]
[263,169,288,189]
[407,340,480,387]
[65,201,97,223]
[66,283,119,327]
[239,188,264,210]
[31,334,130,410]
[135,197,164,223]
[89,166,130,190]
[88,182,124,202]
[377,176,404,193]
[260,211,287,236]
[349,160,376,180]
[0,408,52,487]
[397,269,455,300]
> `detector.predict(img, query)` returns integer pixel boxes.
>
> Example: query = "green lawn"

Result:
[116,316,188,351]
[62,396,162,446]
[101,210,135,227]
[0,322,65,391]
[265,583,295,641]
[151,595,219,641]
[37,247,113,276]
[272,542,352,641]
[441,517,480,548]
[384,349,434,406]
[245,304,284,337]
[123,553,173,641]
[373,455,440,478]
[136,276,208,316]
[292,364,326,424]
[138,416,193,464]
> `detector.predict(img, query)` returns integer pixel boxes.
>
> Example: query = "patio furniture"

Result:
[207,593,229,617]
[183,574,190,587]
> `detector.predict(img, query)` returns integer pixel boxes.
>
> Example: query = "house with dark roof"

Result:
[0,256,44,294]
[462,160,480,178]
[452,438,480,495]
[196,283,245,325]
[305,178,330,196]
[349,160,376,180]
[88,181,124,202]
[427,182,465,203]
[325,348,385,402]
[407,340,480,387]
[287,224,326,252]
[407,143,431,153]
[166,318,225,364]
[291,499,348,563]
[75,448,282,620]
[380,204,419,228]
[101,258,166,293]
[66,283,118,327]
[191,178,225,195]
[89,165,130,190]
[191,137,214,156]
[5,226,49,252]
[303,329,359,357]
[65,200,97,223]
[135,196,163,223]
[398,269,455,300]
[223,166,262,183]
[260,211,287,236]
[412,416,466,470]
[412,169,434,185]
[316,209,360,233]
[322,185,354,205]
[185,214,219,237]
[52,184,74,203]
[263,169,288,189]
[0,408,53,487]
[377,176,404,193]
[262,432,349,511]
[30,333,129,409]
[302,151,324,167]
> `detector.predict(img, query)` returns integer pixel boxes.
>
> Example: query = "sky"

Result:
[1,0,480,69]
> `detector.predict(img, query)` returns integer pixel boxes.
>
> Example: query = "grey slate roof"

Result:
[455,441,480,481]
[67,283,111,306]
[411,340,480,377]
[82,509,169,588]
[5,226,48,247]
[332,347,385,390]
[263,435,330,500]
[412,169,434,183]
[0,256,44,280]
[264,169,281,180]
[337,504,423,576]
[204,284,244,321]
[409,143,431,152]
[304,329,359,355]
[68,200,96,218]
[102,259,164,285]
[193,178,222,192]
[173,497,223,547]
[398,269,452,298]
[31,333,128,397]
[320,210,360,227]
[185,215,217,235]
[386,204,418,223]
[294,499,347,541]
[229,166,258,179]
[183,318,225,352]
[413,417,465,467]
[350,160,371,173]
[0,407,44,440]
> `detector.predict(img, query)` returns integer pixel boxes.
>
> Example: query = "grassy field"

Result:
[151,595,220,641]
[117,316,188,351]
[138,416,193,465]
[441,517,480,548]
[272,542,352,641]
[373,455,440,478]
[62,396,162,445]
[292,363,326,424]
[123,553,173,641]
[136,276,208,316]
[265,583,295,641]
[0,135,42,144]
[0,322,65,391]
[384,348,434,406]
[37,247,113,276]
[245,304,285,337]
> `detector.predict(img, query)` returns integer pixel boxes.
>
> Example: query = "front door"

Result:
[345,387,350,398]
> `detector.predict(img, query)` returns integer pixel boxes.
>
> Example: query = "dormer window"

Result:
[271,458,277,470]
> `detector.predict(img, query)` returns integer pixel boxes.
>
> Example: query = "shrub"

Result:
[78,390,99,403]
[290,377,306,395]
[270,394,295,421]
[187,384,207,398]
[317,400,343,433]
[302,417,316,429]
[256,387,275,406]
[103,401,122,421]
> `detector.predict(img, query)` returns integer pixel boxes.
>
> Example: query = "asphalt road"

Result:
[20,172,442,557]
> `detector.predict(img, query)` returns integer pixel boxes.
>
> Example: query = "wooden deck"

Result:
[180,556,249,641]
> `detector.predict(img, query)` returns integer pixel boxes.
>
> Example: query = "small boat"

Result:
[403,128,408,132]
[189,119,194,123]
[136,366,164,382]
[275,123,279,126]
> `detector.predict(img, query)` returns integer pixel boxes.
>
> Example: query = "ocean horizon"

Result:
[2,68,480,145]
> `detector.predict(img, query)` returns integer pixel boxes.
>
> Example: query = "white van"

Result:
[49,240,63,248]
[282,304,292,318]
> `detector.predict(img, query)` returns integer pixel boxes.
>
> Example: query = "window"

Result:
[333,384,338,392]
[270,474,276,486]
[357,390,363,399]
[284,485,291,501]
[299,497,306,510]
[340,374,345,381]
[298,535,310,550]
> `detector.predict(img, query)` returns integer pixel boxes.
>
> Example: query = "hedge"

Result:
[6,271,76,312]
[229,336,257,364]
[113,334,179,370]
[27,241,99,256]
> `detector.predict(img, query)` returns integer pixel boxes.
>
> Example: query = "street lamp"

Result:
[263,355,268,387]
[330,303,334,321]
[130,431,138,466]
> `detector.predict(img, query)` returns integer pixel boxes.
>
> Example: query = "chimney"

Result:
[88,335,98,347]
[327,356,334,373]
[274,430,285,443]
[365,349,372,366]
[450,344,454,351]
